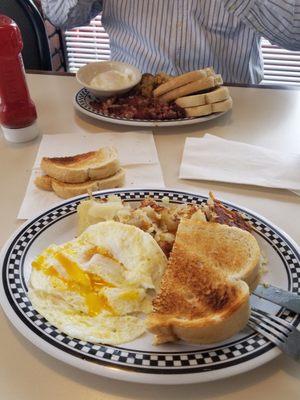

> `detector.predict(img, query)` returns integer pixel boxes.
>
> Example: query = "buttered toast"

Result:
[147,219,260,344]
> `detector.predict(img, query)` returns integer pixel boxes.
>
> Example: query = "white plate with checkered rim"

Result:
[74,88,227,127]
[0,189,299,385]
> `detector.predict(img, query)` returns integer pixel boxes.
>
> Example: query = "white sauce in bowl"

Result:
[90,70,134,90]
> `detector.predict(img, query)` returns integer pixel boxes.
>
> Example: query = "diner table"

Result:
[0,71,300,400]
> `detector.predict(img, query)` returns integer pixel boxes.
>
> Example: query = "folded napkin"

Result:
[18,131,164,219]
[180,134,300,193]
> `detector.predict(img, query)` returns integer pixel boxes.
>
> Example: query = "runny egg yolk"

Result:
[83,245,120,264]
[32,250,114,316]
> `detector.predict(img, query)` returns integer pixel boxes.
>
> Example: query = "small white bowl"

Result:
[76,61,142,97]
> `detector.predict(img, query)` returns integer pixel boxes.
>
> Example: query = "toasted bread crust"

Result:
[149,299,250,344]
[158,76,221,103]
[34,175,53,191]
[211,97,233,113]
[183,97,232,117]
[41,147,120,183]
[43,151,97,166]
[175,93,207,108]
[153,68,214,97]
[184,104,213,117]
[206,86,230,104]
[175,86,230,108]
[147,219,259,344]
[51,168,125,199]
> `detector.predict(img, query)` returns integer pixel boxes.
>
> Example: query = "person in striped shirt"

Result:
[41,0,300,83]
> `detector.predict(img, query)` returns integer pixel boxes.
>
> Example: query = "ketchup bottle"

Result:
[0,15,39,142]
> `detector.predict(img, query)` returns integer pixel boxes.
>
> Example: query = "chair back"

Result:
[0,0,52,70]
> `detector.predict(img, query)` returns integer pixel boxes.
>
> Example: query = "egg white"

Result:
[29,289,145,344]
[81,221,167,290]
[28,221,167,345]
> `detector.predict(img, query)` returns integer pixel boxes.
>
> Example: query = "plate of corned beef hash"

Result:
[74,68,232,127]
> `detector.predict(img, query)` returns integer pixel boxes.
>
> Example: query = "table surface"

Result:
[0,73,300,399]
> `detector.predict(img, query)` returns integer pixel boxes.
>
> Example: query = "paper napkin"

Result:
[180,134,300,193]
[18,131,164,219]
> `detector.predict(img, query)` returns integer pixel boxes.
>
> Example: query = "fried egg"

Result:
[28,221,167,345]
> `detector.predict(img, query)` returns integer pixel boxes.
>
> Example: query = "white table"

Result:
[0,73,299,399]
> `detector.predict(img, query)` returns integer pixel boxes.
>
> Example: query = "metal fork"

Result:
[248,307,300,361]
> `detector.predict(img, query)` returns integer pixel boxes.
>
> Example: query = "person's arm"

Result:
[41,0,103,29]
[224,0,300,50]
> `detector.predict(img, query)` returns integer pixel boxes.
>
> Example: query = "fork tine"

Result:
[249,315,287,342]
[251,311,290,337]
[252,307,294,330]
[249,309,300,361]
[248,319,282,347]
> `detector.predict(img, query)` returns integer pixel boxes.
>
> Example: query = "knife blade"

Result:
[253,284,300,314]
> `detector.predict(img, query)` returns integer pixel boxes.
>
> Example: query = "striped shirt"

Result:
[41,0,300,83]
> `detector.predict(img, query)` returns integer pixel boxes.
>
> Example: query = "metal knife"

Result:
[253,284,300,314]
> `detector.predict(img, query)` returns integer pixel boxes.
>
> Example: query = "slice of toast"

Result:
[147,219,260,344]
[153,68,215,97]
[211,97,233,113]
[183,97,232,117]
[175,86,230,108]
[41,147,120,183]
[34,175,53,191]
[205,86,230,104]
[35,168,125,199]
[175,93,207,108]
[184,104,213,117]
[158,75,223,103]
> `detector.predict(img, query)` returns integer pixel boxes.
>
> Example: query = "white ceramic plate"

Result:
[74,88,227,127]
[0,189,299,385]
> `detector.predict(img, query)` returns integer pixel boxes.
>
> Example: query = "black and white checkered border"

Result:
[3,190,300,373]
[76,88,192,122]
